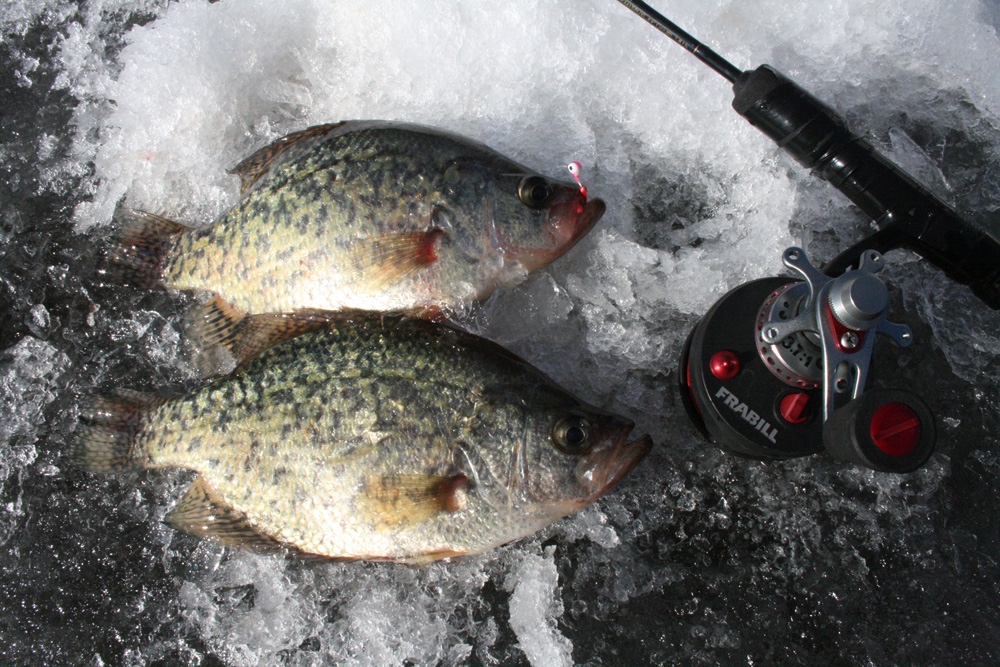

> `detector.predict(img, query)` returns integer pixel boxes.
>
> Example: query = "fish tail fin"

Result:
[99,205,190,288]
[70,389,163,472]
[184,296,331,374]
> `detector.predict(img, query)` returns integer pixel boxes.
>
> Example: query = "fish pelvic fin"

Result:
[360,473,470,528]
[100,206,191,288]
[354,229,446,292]
[183,296,336,374]
[70,389,164,472]
[166,477,286,552]
[229,122,348,195]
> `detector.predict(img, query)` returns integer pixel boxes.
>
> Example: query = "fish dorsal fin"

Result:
[183,296,334,374]
[352,228,446,292]
[166,477,285,551]
[360,473,470,528]
[229,122,348,195]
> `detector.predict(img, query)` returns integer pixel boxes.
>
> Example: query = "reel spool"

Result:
[680,246,936,472]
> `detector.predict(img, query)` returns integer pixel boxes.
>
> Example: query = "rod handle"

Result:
[733,65,1000,309]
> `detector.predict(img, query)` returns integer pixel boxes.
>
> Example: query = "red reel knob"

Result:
[869,403,921,456]
[822,388,935,473]
[709,350,740,380]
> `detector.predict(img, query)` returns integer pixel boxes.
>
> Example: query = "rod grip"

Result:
[733,65,1000,309]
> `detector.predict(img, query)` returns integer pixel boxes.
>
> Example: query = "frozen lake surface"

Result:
[2,0,1000,665]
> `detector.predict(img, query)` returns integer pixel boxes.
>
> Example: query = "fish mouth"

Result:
[572,197,606,241]
[579,432,653,501]
[546,191,605,255]
[510,190,606,272]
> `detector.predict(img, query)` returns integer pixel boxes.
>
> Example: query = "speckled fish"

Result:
[71,316,650,563]
[104,121,606,366]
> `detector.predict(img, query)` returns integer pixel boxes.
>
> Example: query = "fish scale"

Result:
[105,121,604,337]
[73,316,651,562]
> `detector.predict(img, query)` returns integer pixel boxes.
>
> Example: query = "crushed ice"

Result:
[2,0,1000,665]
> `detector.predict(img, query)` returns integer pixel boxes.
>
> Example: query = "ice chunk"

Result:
[166,549,495,667]
[0,0,75,38]
[475,273,576,347]
[26,303,52,339]
[560,504,620,550]
[506,546,573,667]
[0,337,69,544]
[0,337,67,445]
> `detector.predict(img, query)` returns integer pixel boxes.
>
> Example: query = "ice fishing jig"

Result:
[616,0,1000,472]
[568,161,588,200]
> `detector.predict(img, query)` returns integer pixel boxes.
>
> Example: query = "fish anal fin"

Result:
[355,228,445,291]
[361,473,469,527]
[228,311,333,366]
[166,477,284,551]
[100,206,191,288]
[182,295,247,375]
[230,122,348,195]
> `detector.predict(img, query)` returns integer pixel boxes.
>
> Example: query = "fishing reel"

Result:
[613,0,1000,472]
[680,245,935,472]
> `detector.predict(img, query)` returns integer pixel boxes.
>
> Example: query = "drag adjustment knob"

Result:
[822,388,935,472]
[778,392,811,424]
[828,272,889,330]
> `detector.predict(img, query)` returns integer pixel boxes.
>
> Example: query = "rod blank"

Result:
[614,0,743,83]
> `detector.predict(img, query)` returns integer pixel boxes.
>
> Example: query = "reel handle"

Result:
[822,388,935,473]
[733,65,1000,309]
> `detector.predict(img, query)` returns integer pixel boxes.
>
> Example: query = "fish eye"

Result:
[518,176,552,209]
[552,416,592,455]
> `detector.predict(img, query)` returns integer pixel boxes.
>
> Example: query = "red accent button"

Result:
[870,403,921,456]
[779,392,810,424]
[709,351,740,380]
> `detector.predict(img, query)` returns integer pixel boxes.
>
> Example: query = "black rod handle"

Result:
[733,65,1000,309]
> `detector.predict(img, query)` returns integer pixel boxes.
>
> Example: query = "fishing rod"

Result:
[615,0,1000,472]
[617,0,1000,302]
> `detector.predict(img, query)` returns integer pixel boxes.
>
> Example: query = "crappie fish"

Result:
[71,316,651,563]
[105,121,606,366]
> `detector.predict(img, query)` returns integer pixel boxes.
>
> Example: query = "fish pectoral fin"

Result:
[361,473,469,527]
[229,122,348,195]
[166,477,285,551]
[183,297,329,374]
[352,229,446,291]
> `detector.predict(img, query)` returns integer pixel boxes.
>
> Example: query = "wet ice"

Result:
[3,0,1000,665]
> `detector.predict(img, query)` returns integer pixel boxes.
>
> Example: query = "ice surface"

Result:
[3,0,1000,665]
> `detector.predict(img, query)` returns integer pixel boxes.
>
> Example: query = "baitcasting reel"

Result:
[680,246,935,472]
